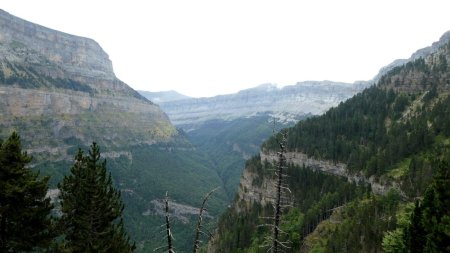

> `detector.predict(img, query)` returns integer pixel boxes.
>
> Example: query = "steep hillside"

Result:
[211,31,450,252]
[186,115,305,199]
[0,9,228,252]
[0,9,175,153]
[153,81,365,201]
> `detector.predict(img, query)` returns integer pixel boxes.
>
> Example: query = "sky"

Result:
[1,1,450,97]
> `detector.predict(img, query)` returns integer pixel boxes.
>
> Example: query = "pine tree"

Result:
[404,157,450,252]
[0,131,53,252]
[58,142,135,253]
[421,158,450,252]
[405,201,425,253]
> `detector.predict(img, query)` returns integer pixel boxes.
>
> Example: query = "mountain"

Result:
[156,81,365,129]
[149,82,367,200]
[371,30,450,84]
[211,31,450,252]
[138,90,191,103]
[0,9,228,252]
[147,81,362,200]
[0,9,175,151]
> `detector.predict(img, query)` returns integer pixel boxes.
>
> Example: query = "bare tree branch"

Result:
[192,187,219,253]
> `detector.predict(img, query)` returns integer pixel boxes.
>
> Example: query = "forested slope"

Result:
[210,33,450,252]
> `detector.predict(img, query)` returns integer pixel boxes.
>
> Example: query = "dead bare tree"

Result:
[155,188,218,253]
[154,192,175,253]
[192,187,219,253]
[260,130,292,253]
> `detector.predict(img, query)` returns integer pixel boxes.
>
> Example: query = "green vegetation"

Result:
[0,61,94,93]
[0,128,227,252]
[187,116,298,198]
[213,157,368,252]
[114,145,227,252]
[263,86,450,199]
[403,157,450,252]
[0,113,226,252]
[58,143,135,252]
[213,39,450,252]
[0,132,54,252]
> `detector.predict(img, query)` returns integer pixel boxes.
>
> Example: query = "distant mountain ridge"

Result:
[152,81,364,129]
[138,90,190,103]
[149,31,450,131]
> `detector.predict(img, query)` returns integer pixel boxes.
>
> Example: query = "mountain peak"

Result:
[372,30,450,84]
[0,9,115,79]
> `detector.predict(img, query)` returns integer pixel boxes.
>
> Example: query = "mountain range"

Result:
[151,81,367,130]
[1,7,449,253]
[0,9,228,252]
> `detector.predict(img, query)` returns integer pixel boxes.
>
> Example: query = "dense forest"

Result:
[212,156,369,252]
[0,132,134,252]
[212,40,450,252]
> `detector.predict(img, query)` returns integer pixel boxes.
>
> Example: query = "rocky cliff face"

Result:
[0,9,177,158]
[0,10,112,78]
[159,81,365,128]
[376,36,450,93]
[260,151,401,196]
[372,30,450,85]
[0,9,143,97]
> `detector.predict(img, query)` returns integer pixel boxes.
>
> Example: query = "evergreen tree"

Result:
[0,132,53,252]
[405,201,425,253]
[421,158,450,252]
[404,157,450,252]
[58,143,135,253]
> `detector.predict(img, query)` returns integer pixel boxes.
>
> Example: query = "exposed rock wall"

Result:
[0,9,113,79]
[160,81,365,127]
[0,9,178,158]
[0,9,143,98]
[373,30,450,89]
[0,86,163,117]
[0,86,177,161]
[236,166,275,211]
[260,151,401,196]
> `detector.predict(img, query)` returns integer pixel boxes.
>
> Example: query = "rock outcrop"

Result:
[372,30,450,85]
[0,9,112,78]
[260,151,403,196]
[0,9,146,98]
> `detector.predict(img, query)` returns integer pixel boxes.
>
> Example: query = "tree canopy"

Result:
[0,132,53,252]
[58,142,135,252]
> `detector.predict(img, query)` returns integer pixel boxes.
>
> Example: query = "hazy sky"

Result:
[2,1,450,97]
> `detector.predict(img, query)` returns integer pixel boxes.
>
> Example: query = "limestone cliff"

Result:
[260,151,401,196]
[0,9,113,77]
[0,9,177,159]
[159,81,365,128]
[372,30,450,88]
[0,9,146,97]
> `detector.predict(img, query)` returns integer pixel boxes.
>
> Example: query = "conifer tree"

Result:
[58,142,135,253]
[420,158,450,252]
[0,131,53,252]
[404,157,450,252]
